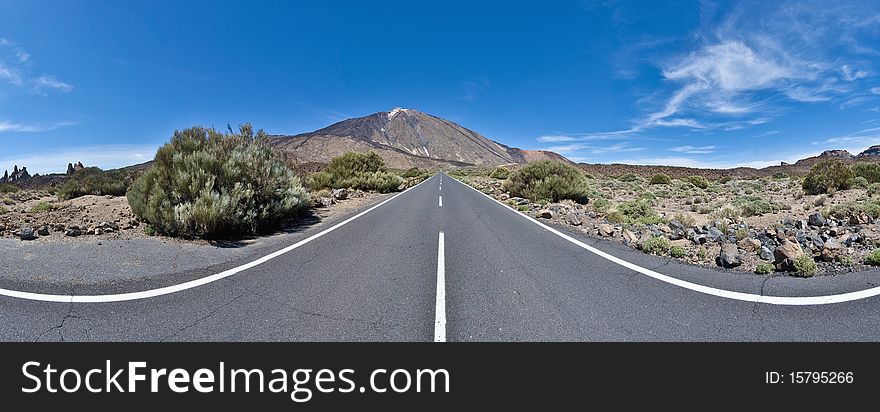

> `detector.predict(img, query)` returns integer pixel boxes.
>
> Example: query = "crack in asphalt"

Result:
[35,302,80,342]
[158,279,254,342]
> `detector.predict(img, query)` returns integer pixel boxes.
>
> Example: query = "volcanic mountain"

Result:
[269,108,570,169]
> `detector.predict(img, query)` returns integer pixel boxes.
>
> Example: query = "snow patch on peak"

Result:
[387,107,410,119]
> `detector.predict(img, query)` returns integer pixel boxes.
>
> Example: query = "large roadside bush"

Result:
[307,151,403,193]
[127,124,309,238]
[802,159,853,195]
[851,162,880,183]
[505,160,590,203]
[58,167,133,199]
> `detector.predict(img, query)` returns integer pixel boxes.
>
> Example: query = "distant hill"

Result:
[269,107,571,169]
[578,146,880,179]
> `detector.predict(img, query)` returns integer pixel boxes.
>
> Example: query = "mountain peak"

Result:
[858,145,880,157]
[270,109,571,169]
[386,107,413,119]
[819,149,853,159]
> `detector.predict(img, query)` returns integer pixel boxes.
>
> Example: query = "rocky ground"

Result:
[0,187,383,244]
[461,175,880,277]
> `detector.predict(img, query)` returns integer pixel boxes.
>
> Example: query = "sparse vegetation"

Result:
[607,199,663,225]
[671,213,696,228]
[308,151,404,193]
[127,124,309,238]
[837,255,854,267]
[489,167,510,180]
[733,196,790,217]
[30,201,57,213]
[505,160,590,203]
[0,205,6,214]
[592,198,611,215]
[0,183,18,193]
[2,198,14,205]
[58,167,134,200]
[826,199,880,221]
[400,167,426,179]
[802,159,853,195]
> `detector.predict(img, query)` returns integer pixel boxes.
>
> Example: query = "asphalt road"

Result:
[3,172,880,341]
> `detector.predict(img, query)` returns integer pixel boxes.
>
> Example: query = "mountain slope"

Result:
[269,108,570,169]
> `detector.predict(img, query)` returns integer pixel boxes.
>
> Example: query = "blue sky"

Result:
[2,0,880,174]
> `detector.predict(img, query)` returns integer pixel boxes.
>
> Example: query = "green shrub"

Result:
[826,199,880,221]
[868,183,880,197]
[851,162,880,183]
[489,167,510,180]
[670,246,687,258]
[401,167,425,179]
[307,152,403,193]
[0,205,6,214]
[30,201,56,213]
[685,175,709,189]
[0,183,18,193]
[718,176,733,184]
[802,159,853,195]
[617,173,641,182]
[851,176,870,189]
[711,206,741,221]
[127,124,309,238]
[671,213,696,228]
[755,262,775,274]
[771,172,789,179]
[649,173,672,185]
[607,199,663,225]
[2,198,14,205]
[735,228,749,241]
[734,196,790,217]
[865,249,880,266]
[793,255,817,277]
[837,255,854,267]
[58,167,133,200]
[592,198,611,215]
[505,160,590,203]
[143,224,158,236]
[641,236,671,255]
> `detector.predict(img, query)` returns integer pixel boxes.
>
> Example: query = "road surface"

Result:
[2,173,880,341]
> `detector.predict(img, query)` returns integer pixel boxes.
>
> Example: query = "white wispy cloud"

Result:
[842,64,869,81]
[33,75,73,94]
[871,87,880,95]
[0,120,78,133]
[0,144,158,175]
[546,141,643,154]
[0,38,73,94]
[669,145,717,154]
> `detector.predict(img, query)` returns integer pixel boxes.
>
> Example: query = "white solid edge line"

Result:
[434,231,447,342]
[448,173,880,306]
[0,175,436,303]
